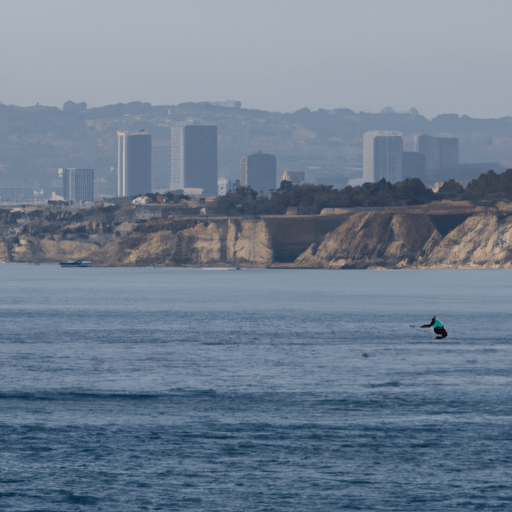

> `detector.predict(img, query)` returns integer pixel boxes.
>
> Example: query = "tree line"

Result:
[213,169,512,215]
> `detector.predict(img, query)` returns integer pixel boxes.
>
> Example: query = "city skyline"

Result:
[363,131,461,186]
[0,98,510,203]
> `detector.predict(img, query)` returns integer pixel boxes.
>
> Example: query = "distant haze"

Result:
[1,0,511,119]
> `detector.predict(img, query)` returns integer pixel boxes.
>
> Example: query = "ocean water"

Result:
[1,265,512,511]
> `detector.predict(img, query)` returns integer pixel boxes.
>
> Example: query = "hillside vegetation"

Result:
[214,169,512,215]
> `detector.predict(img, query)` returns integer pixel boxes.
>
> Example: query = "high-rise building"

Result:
[413,134,459,171]
[60,168,94,202]
[170,126,184,192]
[151,141,172,190]
[363,131,403,183]
[170,125,218,197]
[240,152,277,194]
[117,130,152,197]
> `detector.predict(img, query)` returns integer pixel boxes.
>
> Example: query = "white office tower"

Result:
[117,130,152,197]
[363,131,403,183]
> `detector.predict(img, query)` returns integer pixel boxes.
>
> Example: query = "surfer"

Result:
[421,316,448,339]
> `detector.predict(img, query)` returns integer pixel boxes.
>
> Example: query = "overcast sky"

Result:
[1,0,511,119]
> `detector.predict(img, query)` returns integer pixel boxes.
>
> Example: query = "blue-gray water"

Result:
[1,265,512,511]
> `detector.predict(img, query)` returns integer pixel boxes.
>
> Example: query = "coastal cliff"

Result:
[3,202,512,268]
[293,204,512,269]
[293,212,440,269]
[420,214,512,268]
[95,218,274,267]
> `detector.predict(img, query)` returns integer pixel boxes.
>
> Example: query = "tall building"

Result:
[170,125,218,197]
[117,130,152,197]
[363,131,403,183]
[240,152,277,194]
[413,134,459,171]
[151,141,172,190]
[170,126,184,192]
[60,168,94,202]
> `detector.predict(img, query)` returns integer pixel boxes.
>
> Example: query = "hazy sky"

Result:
[1,0,511,119]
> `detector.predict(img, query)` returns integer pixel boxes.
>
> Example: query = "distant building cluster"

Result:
[363,131,460,185]
[39,111,292,204]
[41,123,473,206]
[43,120,506,204]
[114,124,280,199]
[2,101,510,206]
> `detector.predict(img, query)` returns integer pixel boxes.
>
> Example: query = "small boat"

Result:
[201,267,240,270]
[59,260,90,268]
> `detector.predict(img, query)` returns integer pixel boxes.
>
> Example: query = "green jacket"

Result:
[422,317,444,329]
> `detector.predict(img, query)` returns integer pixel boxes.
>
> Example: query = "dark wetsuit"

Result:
[422,317,448,339]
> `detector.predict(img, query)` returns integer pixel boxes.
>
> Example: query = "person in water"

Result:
[421,316,448,339]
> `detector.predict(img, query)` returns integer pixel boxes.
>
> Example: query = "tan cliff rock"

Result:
[95,218,273,267]
[20,238,101,262]
[293,212,440,269]
[419,214,512,268]
[4,203,512,269]
[0,241,9,262]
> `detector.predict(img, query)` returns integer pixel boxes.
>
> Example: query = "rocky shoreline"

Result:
[2,201,512,269]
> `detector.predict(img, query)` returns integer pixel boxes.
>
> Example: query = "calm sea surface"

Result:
[1,265,512,511]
